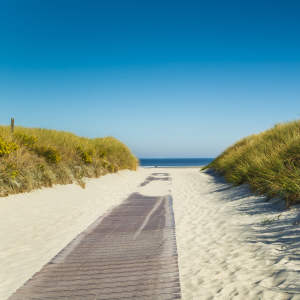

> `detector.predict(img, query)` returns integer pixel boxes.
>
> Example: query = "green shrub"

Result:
[76,145,94,164]
[99,150,107,158]
[14,132,37,147]
[0,137,19,157]
[35,146,61,163]
[14,132,61,164]
[5,163,16,170]
[10,170,19,179]
[37,164,45,170]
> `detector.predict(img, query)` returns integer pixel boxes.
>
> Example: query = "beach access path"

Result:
[2,168,300,299]
[8,172,181,299]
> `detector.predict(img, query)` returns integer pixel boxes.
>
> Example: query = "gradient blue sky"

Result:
[1,0,299,158]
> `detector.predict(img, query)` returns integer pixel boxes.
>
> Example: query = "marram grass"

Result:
[0,126,139,196]
[202,120,300,207]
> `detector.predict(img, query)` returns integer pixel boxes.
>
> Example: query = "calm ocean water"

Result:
[139,158,214,168]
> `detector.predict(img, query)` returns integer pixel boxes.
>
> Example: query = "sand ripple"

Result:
[170,168,300,300]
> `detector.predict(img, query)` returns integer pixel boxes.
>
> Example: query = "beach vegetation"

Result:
[76,145,94,164]
[14,132,37,147]
[0,136,19,156]
[0,125,138,197]
[261,214,281,225]
[14,131,61,163]
[10,170,19,179]
[203,120,300,207]
[99,150,107,158]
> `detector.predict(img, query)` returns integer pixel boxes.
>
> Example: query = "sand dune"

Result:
[2,167,300,299]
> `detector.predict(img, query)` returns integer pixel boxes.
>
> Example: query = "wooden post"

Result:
[11,118,14,132]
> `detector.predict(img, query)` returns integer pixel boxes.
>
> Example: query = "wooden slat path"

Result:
[9,173,181,299]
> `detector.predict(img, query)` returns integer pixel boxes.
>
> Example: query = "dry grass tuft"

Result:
[0,126,138,197]
[203,120,300,207]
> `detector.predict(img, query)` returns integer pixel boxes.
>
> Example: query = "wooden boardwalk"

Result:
[9,173,181,299]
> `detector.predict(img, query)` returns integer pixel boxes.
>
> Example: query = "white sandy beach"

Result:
[0,168,150,300]
[172,168,300,299]
[1,167,300,299]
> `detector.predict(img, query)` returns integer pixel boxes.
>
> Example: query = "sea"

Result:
[139,158,214,168]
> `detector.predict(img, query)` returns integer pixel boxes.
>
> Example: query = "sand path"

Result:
[2,167,300,299]
[8,172,181,299]
[0,169,150,300]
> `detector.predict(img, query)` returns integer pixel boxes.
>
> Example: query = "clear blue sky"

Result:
[1,0,299,158]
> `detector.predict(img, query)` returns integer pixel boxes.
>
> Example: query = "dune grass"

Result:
[0,126,138,196]
[202,120,300,207]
